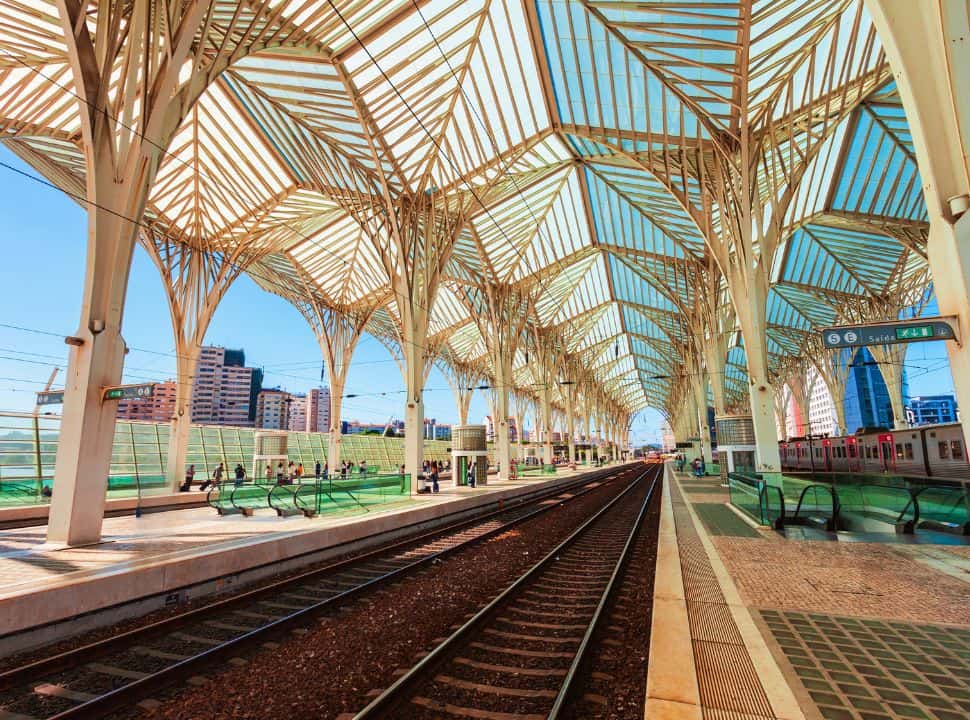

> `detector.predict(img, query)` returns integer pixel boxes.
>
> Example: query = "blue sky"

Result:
[0,144,955,446]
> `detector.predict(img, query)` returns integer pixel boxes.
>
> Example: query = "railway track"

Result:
[354,463,662,720]
[0,464,641,720]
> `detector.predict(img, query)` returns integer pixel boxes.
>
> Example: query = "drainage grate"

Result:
[671,481,776,718]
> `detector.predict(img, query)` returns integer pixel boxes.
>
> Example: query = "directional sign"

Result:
[101,383,155,402]
[821,317,959,349]
[36,390,65,406]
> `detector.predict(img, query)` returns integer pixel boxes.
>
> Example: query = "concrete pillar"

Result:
[540,386,553,464]
[565,384,576,464]
[867,0,970,450]
[47,194,135,545]
[47,140,150,545]
[165,344,200,491]
[492,359,513,480]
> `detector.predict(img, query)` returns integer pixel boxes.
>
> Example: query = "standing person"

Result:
[200,462,223,492]
[322,462,328,479]
[359,459,367,475]
[265,464,274,483]
[467,460,476,488]
[699,457,706,477]
[297,462,304,481]
[276,462,285,485]
[233,463,245,488]
[180,464,195,492]
[431,460,439,493]
[340,461,347,478]
[287,461,296,484]
[314,460,321,480]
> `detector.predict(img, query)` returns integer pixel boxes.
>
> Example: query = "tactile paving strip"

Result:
[671,480,776,719]
[761,609,970,720]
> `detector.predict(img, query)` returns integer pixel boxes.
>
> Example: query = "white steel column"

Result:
[867,0,970,450]
[48,0,215,545]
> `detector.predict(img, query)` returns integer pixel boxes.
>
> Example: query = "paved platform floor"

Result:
[655,464,970,720]
[0,467,600,639]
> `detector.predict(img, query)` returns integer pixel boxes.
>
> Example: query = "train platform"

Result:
[648,463,970,720]
[0,465,603,648]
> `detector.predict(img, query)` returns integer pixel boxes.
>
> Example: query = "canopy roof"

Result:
[0,0,931,421]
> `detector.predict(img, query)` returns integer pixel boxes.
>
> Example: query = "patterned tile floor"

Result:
[762,609,970,720]
[672,470,970,720]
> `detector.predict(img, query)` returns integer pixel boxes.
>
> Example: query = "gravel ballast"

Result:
[120,470,651,720]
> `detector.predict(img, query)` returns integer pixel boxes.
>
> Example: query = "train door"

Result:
[846,436,861,472]
[878,433,896,472]
[822,439,833,472]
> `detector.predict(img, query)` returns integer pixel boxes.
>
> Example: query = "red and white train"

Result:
[779,422,970,481]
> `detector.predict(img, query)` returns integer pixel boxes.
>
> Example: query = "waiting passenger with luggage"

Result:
[180,464,195,492]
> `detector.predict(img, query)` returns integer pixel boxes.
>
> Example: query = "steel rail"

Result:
[0,464,638,720]
[353,462,661,720]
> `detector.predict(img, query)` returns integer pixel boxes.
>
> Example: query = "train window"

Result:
[848,444,857,458]
[952,440,964,460]
[895,443,904,459]
[904,443,914,460]
[939,441,950,459]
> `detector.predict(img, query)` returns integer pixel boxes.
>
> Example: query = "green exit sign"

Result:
[896,326,934,340]
[102,383,155,401]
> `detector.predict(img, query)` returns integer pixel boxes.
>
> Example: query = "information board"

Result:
[820,317,958,349]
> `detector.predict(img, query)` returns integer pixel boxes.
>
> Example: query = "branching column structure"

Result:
[438,359,483,427]
[511,392,530,462]
[784,362,817,438]
[144,234,259,491]
[531,330,563,465]
[809,338,852,436]
[361,193,465,487]
[867,0,970,452]
[467,284,533,480]
[48,0,269,545]
[295,298,376,474]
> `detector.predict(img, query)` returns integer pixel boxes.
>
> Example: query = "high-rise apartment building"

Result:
[255,388,290,430]
[287,394,307,432]
[191,346,262,426]
[844,347,905,432]
[115,380,178,422]
[306,387,331,432]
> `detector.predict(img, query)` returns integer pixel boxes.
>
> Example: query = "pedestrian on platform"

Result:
[180,464,195,492]
[287,461,296,484]
[276,462,285,485]
[297,462,304,481]
[467,460,476,488]
[234,464,245,488]
[431,460,439,493]
[200,462,223,492]
[315,460,321,479]
[360,459,367,475]
[699,457,706,477]
[265,464,273,482]
[322,462,329,479]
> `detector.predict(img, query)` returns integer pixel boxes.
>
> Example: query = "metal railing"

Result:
[727,472,785,529]
[0,410,458,507]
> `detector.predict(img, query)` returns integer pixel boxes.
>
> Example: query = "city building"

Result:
[807,367,838,437]
[191,347,263,426]
[907,395,959,426]
[115,380,178,423]
[255,388,290,430]
[287,394,307,432]
[483,415,518,442]
[423,418,452,441]
[844,347,907,433]
[306,387,331,432]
